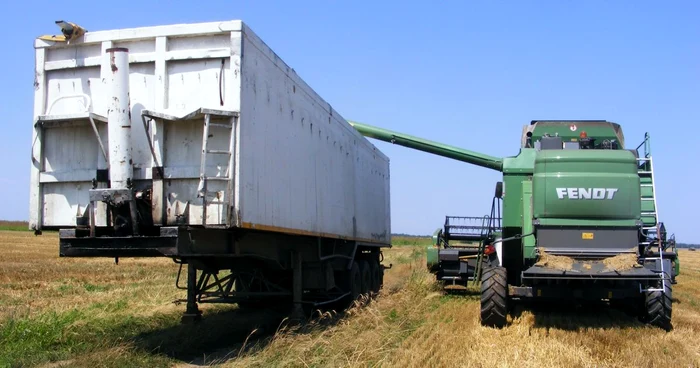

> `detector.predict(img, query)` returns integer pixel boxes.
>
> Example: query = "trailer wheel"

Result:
[644,281,673,331]
[480,266,508,328]
[336,261,362,304]
[369,259,382,294]
[349,261,362,301]
[359,260,371,296]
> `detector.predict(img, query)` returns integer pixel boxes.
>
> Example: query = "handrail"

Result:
[45,94,92,116]
[635,132,651,158]
[41,94,109,166]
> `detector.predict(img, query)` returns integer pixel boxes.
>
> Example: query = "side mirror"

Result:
[495,181,503,198]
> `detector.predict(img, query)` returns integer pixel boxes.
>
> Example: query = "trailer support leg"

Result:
[182,262,202,323]
[128,199,139,235]
[291,251,304,320]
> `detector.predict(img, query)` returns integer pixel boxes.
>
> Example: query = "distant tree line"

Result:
[676,242,699,249]
[392,233,432,238]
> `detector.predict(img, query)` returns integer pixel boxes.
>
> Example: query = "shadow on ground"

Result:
[126,302,354,366]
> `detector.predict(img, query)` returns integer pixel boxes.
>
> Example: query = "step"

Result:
[209,123,233,129]
[641,201,656,213]
[641,215,657,226]
[206,150,232,155]
[203,177,231,181]
[440,276,463,281]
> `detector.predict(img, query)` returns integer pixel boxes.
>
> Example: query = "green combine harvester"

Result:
[349,120,679,331]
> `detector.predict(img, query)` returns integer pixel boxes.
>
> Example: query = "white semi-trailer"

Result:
[30,20,391,320]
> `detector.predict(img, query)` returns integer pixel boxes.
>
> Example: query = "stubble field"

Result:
[1,230,699,367]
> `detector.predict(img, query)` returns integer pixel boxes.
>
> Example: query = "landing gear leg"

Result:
[181,262,202,323]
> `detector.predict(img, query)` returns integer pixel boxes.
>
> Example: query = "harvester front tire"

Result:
[644,281,673,332]
[480,266,508,328]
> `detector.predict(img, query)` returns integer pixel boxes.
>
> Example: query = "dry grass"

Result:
[0,231,182,321]
[226,248,700,368]
[1,231,700,367]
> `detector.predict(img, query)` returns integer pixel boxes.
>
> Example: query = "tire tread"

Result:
[480,266,508,328]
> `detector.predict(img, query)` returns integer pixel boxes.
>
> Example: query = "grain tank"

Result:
[29,20,391,320]
[350,120,678,331]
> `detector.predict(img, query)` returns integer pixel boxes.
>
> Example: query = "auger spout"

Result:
[349,121,503,172]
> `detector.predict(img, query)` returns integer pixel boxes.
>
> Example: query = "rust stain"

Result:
[110,52,118,72]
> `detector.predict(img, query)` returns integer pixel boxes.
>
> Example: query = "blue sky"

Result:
[1,1,698,242]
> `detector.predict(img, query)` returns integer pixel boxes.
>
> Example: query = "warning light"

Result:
[579,131,588,138]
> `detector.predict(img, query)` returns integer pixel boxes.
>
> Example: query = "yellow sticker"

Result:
[582,232,594,240]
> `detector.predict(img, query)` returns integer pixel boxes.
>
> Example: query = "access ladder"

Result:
[636,133,675,290]
[636,133,661,236]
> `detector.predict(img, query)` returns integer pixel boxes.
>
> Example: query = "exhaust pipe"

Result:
[89,47,139,235]
[106,47,133,189]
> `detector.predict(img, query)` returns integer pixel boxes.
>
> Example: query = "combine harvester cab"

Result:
[350,120,678,331]
[29,20,392,321]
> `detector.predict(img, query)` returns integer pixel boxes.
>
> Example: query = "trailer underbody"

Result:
[59,226,390,322]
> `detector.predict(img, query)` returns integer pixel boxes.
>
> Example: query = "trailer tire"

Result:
[359,260,371,296]
[349,262,362,301]
[369,259,382,294]
[644,283,673,332]
[480,266,508,328]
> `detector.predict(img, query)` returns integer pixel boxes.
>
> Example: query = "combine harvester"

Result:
[29,20,392,321]
[350,120,679,331]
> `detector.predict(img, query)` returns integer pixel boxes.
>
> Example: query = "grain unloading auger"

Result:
[349,120,680,331]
